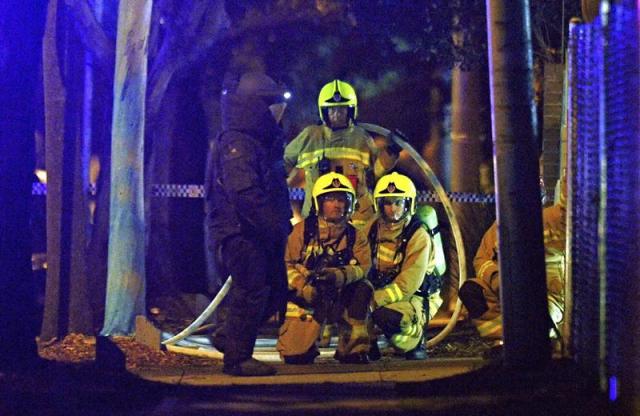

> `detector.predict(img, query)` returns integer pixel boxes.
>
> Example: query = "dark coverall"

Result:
[205,89,292,368]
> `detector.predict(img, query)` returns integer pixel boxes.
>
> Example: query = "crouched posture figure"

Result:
[367,173,440,360]
[277,173,373,364]
[459,200,566,341]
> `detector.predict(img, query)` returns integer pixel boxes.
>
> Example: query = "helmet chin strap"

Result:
[383,212,407,224]
[322,214,347,224]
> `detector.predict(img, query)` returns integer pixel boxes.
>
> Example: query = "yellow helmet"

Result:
[373,172,417,215]
[317,79,358,124]
[312,172,356,216]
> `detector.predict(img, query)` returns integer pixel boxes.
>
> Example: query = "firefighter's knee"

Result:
[345,280,373,320]
[372,307,402,336]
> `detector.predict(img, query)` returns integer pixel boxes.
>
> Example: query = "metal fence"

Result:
[568,0,639,406]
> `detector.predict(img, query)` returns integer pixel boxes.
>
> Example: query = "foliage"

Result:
[531,0,581,62]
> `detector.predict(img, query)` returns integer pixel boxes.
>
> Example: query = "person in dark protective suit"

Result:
[205,71,292,376]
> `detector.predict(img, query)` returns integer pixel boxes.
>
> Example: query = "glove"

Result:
[316,267,345,288]
[301,284,317,304]
[386,139,403,158]
[387,130,406,157]
[373,289,387,308]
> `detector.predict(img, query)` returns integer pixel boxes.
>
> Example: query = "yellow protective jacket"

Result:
[471,202,567,338]
[285,216,371,300]
[473,222,500,295]
[473,203,567,295]
[284,124,397,228]
[367,216,435,308]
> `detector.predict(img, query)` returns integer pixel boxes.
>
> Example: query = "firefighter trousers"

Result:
[277,280,372,363]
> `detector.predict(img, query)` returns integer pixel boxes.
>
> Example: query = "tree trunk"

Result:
[101,0,152,335]
[442,67,495,314]
[0,0,47,368]
[41,0,94,342]
[84,0,113,332]
[146,81,178,299]
[486,0,549,368]
[451,67,484,193]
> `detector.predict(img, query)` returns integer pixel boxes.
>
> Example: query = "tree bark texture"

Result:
[41,0,94,342]
[101,0,152,336]
[445,67,495,313]
[486,0,549,368]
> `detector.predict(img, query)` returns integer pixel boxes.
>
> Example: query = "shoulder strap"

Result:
[367,223,378,252]
[303,215,318,249]
[396,216,425,267]
[345,223,356,253]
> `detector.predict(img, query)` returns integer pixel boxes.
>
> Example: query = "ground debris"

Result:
[38,333,214,370]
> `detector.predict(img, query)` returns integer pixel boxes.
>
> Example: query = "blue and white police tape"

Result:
[32,183,496,204]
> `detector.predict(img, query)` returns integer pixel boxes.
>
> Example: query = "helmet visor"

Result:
[378,197,409,222]
[318,191,353,220]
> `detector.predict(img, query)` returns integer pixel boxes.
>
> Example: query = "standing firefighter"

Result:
[277,172,373,364]
[284,79,399,228]
[367,172,443,360]
[205,71,292,376]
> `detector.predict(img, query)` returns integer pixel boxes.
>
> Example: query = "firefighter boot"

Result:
[405,338,427,360]
[368,338,382,361]
[223,358,276,376]
[459,280,489,319]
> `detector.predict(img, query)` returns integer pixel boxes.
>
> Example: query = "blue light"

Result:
[608,376,618,401]
[283,91,292,100]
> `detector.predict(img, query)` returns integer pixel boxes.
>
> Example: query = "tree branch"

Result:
[65,0,114,79]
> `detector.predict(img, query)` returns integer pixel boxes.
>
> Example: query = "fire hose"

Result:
[162,123,466,349]
[358,123,466,347]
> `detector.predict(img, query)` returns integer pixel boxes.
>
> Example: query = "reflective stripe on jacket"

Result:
[284,124,396,227]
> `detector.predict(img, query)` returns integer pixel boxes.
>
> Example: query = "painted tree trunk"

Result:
[486,0,549,367]
[101,0,152,335]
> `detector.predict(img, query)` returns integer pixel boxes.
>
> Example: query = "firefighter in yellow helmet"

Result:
[366,172,440,360]
[459,175,566,349]
[277,172,373,364]
[284,79,399,229]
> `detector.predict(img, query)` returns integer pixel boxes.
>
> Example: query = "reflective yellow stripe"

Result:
[384,283,403,303]
[377,244,397,264]
[400,323,420,337]
[351,219,368,228]
[477,260,495,280]
[391,334,409,345]
[297,147,370,169]
[476,316,503,338]
[285,302,310,318]
[287,268,300,283]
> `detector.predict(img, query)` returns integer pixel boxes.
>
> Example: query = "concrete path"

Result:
[134,354,485,387]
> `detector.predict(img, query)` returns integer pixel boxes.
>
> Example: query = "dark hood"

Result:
[221,94,282,141]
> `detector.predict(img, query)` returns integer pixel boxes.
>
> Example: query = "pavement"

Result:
[0,343,617,416]
[0,315,618,415]
[134,354,486,387]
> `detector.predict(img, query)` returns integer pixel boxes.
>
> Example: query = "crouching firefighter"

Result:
[277,172,373,364]
[367,172,442,360]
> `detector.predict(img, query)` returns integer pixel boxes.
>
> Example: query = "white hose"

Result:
[165,125,467,351]
[161,276,232,345]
